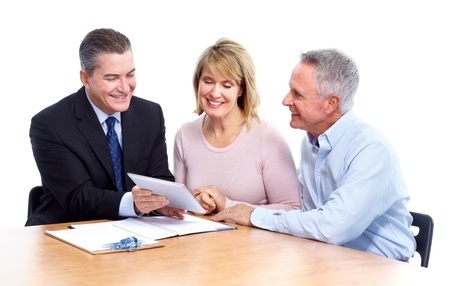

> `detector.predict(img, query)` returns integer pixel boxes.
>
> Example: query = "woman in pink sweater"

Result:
[174,38,300,214]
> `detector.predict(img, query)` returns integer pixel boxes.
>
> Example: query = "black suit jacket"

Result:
[26,87,174,226]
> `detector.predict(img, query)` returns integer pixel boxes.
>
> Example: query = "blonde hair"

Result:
[192,38,259,129]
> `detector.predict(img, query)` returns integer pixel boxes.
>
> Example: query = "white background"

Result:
[1,0,447,272]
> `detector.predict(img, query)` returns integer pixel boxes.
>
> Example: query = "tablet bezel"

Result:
[127,173,206,214]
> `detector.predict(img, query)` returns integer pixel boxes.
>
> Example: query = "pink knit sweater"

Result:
[174,116,300,210]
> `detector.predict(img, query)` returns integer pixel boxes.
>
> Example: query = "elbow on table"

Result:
[316,228,356,246]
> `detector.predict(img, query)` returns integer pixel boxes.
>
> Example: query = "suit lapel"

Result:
[73,88,116,182]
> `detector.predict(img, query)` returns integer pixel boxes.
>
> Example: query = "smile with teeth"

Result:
[111,94,127,99]
[208,99,223,106]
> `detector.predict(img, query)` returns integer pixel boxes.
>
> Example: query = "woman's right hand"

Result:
[193,185,226,214]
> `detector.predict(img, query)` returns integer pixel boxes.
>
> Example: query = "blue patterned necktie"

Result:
[106,117,124,192]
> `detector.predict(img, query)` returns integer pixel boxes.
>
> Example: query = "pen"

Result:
[102,236,142,252]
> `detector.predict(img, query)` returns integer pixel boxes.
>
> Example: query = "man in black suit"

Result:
[26,28,185,226]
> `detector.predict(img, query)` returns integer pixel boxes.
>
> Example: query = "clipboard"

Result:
[127,173,206,214]
[47,214,235,254]
[45,226,163,255]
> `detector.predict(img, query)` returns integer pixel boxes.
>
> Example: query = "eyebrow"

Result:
[103,68,136,78]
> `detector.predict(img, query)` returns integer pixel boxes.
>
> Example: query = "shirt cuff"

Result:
[250,207,280,229]
[118,191,141,217]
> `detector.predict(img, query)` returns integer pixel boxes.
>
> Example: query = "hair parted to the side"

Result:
[192,38,260,129]
[79,28,132,76]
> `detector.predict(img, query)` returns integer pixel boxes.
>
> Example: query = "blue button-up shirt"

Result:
[251,110,415,261]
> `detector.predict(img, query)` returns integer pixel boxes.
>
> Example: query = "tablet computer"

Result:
[127,173,206,214]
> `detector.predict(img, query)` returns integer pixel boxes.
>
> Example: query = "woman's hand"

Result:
[193,185,226,214]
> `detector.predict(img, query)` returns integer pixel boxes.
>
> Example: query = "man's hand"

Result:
[211,204,254,226]
[132,185,169,214]
[155,206,187,220]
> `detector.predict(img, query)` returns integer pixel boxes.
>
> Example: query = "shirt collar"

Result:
[84,90,121,124]
[308,110,356,150]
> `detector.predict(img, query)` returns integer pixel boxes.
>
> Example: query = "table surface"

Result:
[1,217,434,285]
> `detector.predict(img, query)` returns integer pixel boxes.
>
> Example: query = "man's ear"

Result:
[80,70,89,88]
[325,94,340,114]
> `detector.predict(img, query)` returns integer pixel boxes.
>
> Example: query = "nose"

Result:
[116,78,130,93]
[282,92,293,106]
[211,84,221,98]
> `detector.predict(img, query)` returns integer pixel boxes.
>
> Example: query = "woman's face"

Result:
[197,67,242,120]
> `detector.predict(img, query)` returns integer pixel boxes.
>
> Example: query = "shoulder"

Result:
[339,118,399,164]
[175,117,204,149]
[332,111,391,149]
[176,116,203,136]
[351,118,392,147]
[246,118,289,148]
[129,96,162,112]
[253,118,284,139]
[32,89,82,120]
[124,96,167,124]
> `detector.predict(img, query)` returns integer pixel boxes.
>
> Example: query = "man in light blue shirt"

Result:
[212,49,416,261]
